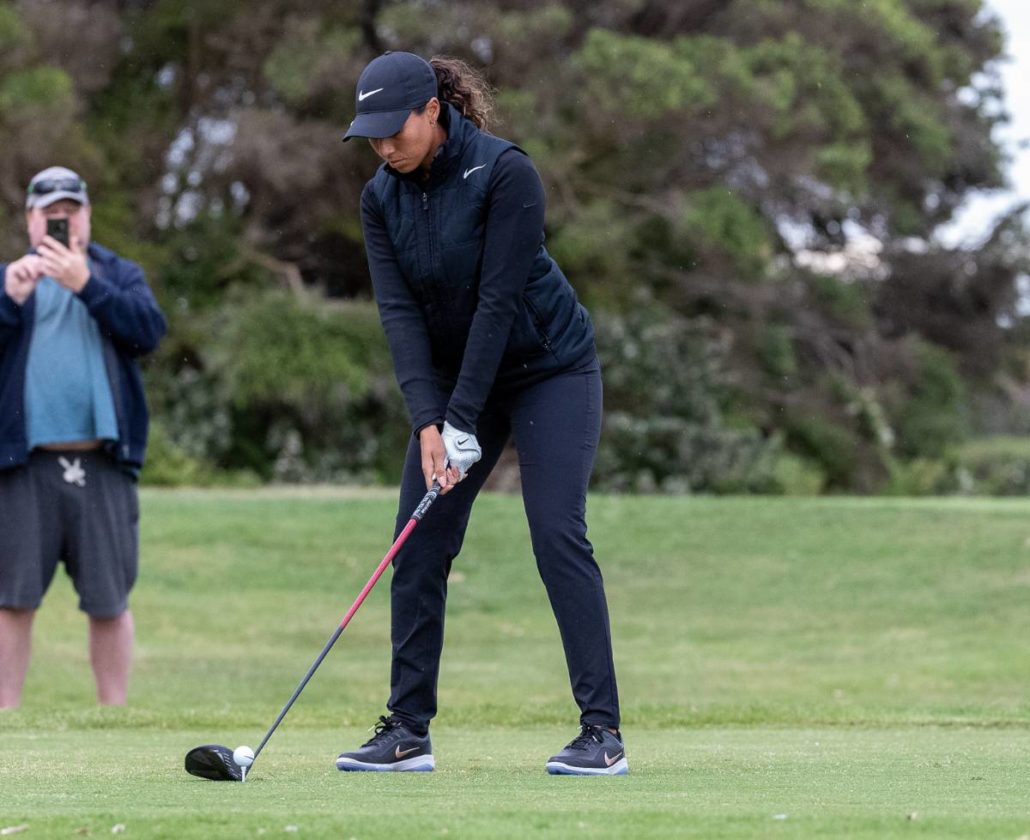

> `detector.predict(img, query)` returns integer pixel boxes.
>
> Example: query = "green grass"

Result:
[2,491,1030,838]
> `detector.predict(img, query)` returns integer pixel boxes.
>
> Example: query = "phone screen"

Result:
[46,218,69,247]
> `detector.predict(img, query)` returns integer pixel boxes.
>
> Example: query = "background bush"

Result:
[0,0,1026,495]
[144,290,409,485]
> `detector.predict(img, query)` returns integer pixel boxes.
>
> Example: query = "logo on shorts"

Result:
[58,456,86,487]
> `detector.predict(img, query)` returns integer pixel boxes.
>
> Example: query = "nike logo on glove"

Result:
[358,88,384,101]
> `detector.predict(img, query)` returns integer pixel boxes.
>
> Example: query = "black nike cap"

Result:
[343,52,438,141]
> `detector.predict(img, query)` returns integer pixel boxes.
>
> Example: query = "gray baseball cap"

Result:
[343,52,438,141]
[26,166,90,209]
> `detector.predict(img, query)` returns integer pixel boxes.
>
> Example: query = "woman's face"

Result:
[368,98,442,173]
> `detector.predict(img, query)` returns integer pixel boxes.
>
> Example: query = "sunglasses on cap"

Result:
[29,177,87,196]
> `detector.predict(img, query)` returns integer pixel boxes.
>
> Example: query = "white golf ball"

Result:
[233,745,255,768]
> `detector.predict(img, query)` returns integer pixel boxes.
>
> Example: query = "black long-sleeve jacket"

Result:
[361,102,595,435]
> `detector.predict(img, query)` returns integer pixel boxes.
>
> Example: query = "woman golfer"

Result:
[336,51,626,776]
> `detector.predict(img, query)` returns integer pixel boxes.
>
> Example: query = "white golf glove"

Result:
[441,421,482,481]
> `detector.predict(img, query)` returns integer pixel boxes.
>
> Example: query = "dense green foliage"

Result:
[2,491,1030,836]
[0,0,1027,491]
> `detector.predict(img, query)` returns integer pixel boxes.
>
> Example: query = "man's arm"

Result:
[0,277,23,349]
[76,259,167,357]
[0,257,43,349]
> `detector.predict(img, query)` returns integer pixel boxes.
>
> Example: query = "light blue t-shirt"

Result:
[24,276,119,449]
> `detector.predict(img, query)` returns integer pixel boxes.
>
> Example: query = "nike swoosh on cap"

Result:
[463,164,487,179]
[358,87,384,101]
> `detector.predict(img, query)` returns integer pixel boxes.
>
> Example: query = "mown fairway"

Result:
[2,491,1029,838]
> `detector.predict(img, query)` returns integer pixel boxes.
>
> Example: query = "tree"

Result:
[0,0,1024,490]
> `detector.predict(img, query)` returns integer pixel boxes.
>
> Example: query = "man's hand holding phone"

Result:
[3,254,44,305]
[37,228,89,294]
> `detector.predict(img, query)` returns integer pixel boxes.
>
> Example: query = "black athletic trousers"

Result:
[386,358,621,733]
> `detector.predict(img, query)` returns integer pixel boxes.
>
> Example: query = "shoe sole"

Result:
[336,755,435,772]
[545,758,628,776]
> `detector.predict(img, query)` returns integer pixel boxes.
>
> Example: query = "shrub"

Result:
[887,340,968,459]
[141,422,259,487]
[954,436,1030,495]
[767,452,827,496]
[783,410,862,489]
[882,457,960,496]
[148,289,409,483]
[593,306,776,492]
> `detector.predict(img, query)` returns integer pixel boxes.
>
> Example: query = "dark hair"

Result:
[430,56,494,131]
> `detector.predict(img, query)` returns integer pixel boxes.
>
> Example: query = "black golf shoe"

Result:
[336,715,434,772]
[546,724,629,776]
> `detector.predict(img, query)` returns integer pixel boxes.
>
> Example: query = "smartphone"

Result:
[46,217,69,248]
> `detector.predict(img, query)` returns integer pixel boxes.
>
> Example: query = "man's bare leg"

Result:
[89,610,134,705]
[0,608,35,709]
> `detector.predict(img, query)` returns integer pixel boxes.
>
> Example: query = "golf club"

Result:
[184,480,442,781]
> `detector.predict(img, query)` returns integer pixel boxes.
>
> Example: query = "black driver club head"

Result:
[185,744,244,781]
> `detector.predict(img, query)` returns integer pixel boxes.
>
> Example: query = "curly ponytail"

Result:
[430,56,495,131]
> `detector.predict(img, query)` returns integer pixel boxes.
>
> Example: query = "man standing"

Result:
[0,166,166,708]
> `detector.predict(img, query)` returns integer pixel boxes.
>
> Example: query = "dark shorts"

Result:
[0,449,139,617]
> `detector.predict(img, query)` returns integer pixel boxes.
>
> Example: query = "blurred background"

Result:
[2,0,1028,495]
